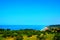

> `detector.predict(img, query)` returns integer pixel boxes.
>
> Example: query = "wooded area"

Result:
[0,25,60,40]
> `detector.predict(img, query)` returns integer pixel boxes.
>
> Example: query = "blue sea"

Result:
[0,25,45,30]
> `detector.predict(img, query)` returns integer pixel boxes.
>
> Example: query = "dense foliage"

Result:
[0,25,60,40]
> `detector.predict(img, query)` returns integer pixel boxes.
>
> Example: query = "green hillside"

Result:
[0,25,60,40]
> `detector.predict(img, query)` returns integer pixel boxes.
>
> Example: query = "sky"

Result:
[0,0,60,25]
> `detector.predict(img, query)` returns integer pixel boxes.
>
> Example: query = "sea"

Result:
[0,25,45,30]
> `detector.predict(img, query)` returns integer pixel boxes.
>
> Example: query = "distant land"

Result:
[0,25,45,30]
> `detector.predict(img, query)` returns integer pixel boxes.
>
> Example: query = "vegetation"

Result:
[0,25,60,40]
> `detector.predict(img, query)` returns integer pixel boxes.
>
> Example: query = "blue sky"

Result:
[0,0,60,25]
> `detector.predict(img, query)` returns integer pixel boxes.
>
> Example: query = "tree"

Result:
[16,36,23,40]
[53,33,60,40]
